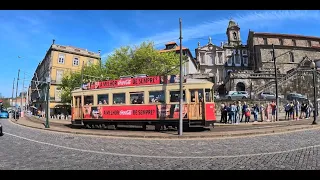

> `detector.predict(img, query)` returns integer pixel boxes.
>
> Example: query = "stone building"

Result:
[194,37,225,85]
[225,25,320,98]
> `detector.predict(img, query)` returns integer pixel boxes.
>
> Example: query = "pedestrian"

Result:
[220,103,225,123]
[236,101,242,124]
[260,104,265,122]
[227,104,232,124]
[230,102,237,124]
[252,103,259,122]
[241,101,248,122]
[294,100,300,120]
[270,101,277,122]
[223,104,228,124]
[245,107,251,123]
[300,102,306,119]
[289,101,294,120]
[265,103,270,122]
[284,102,290,120]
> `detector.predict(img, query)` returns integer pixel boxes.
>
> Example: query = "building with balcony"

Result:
[30,40,101,116]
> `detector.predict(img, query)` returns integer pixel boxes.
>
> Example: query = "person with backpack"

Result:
[229,102,237,124]
[284,102,291,120]
[289,101,294,120]
[245,107,251,123]
[241,101,248,122]
[252,104,260,122]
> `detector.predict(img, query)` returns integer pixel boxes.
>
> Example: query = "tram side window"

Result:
[113,93,125,104]
[97,94,109,105]
[205,89,212,102]
[149,91,165,103]
[130,92,144,104]
[169,90,185,102]
[84,95,93,105]
[74,96,81,107]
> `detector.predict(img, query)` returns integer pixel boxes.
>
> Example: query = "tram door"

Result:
[189,89,204,120]
[74,96,81,119]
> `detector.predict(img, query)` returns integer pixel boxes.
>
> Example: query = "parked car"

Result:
[0,110,9,119]
[226,91,250,100]
[259,92,284,100]
[287,93,308,102]
[0,123,3,136]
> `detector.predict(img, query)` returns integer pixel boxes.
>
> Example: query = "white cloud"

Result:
[102,10,320,58]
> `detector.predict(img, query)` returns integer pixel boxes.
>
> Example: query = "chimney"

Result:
[52,39,55,44]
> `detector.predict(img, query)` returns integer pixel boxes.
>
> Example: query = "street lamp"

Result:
[310,60,318,125]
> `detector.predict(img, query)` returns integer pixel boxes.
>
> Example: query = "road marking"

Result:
[8,118,320,141]
[3,131,320,159]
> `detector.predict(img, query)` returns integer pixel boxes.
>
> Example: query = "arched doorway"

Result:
[236,82,246,91]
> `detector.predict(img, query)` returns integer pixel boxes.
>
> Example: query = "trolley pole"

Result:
[178,18,183,136]
[15,69,20,119]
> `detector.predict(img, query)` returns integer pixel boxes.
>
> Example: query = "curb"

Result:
[10,118,320,139]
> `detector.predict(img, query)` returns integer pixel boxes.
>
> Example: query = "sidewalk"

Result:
[9,115,320,139]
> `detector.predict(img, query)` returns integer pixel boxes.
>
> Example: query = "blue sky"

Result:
[1,10,320,97]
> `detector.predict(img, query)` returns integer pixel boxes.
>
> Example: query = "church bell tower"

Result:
[226,19,241,47]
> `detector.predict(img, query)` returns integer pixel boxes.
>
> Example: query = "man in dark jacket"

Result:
[241,102,248,122]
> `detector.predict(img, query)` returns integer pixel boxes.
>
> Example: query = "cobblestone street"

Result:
[1,118,320,170]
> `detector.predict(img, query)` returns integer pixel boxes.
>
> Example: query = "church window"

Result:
[233,32,237,40]
[200,53,205,64]
[263,38,268,45]
[243,57,248,65]
[227,56,232,65]
[235,55,241,65]
[218,52,223,64]
[289,52,294,62]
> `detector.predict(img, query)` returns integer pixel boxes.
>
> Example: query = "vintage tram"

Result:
[71,75,216,131]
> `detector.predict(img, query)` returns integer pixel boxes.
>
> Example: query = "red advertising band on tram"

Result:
[82,75,186,90]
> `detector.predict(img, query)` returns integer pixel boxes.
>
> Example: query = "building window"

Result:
[292,39,296,46]
[206,53,214,64]
[218,52,223,64]
[87,59,93,66]
[243,57,248,65]
[235,55,241,65]
[56,70,64,84]
[263,38,268,45]
[242,50,247,56]
[227,56,233,65]
[149,91,165,103]
[200,53,205,64]
[279,38,283,45]
[97,94,109,105]
[58,54,65,64]
[169,90,185,102]
[73,57,79,66]
[130,92,144,104]
[307,40,311,47]
[113,93,125,104]
[289,52,294,62]
[55,87,61,101]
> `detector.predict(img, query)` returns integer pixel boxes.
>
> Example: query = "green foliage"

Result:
[60,41,185,103]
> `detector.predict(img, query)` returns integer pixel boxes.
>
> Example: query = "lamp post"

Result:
[310,60,318,125]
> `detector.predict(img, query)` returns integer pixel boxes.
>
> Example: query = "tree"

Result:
[105,41,184,77]
[60,64,108,103]
[60,41,186,103]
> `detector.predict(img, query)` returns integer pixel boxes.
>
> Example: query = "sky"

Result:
[1,10,320,97]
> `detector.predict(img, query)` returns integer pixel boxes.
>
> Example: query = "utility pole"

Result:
[80,61,84,119]
[12,78,15,107]
[272,44,279,122]
[21,72,25,115]
[15,69,20,119]
[45,79,50,128]
[178,18,183,136]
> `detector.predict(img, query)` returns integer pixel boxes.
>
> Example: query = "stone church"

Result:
[214,19,320,98]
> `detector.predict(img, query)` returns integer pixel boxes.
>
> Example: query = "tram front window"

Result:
[205,89,212,102]
[190,89,204,102]
[130,92,144,104]
[84,95,93,105]
[169,90,185,102]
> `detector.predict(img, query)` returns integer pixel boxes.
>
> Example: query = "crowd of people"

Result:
[220,99,316,124]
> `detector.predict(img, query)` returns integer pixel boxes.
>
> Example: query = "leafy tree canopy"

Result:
[60,41,184,103]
